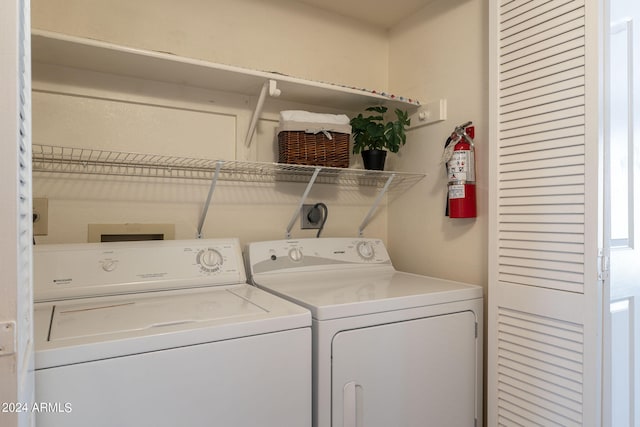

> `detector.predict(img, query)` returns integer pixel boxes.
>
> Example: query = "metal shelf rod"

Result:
[196,160,223,238]
[358,173,395,237]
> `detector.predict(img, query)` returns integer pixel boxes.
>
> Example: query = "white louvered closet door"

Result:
[488,0,605,426]
[0,0,35,426]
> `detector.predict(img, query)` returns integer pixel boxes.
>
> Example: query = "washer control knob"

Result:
[197,248,223,272]
[288,247,303,262]
[101,260,117,272]
[356,241,375,260]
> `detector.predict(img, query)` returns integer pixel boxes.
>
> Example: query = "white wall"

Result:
[30,0,391,245]
[388,0,488,287]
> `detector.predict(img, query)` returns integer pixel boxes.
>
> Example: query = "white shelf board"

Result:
[31,30,422,112]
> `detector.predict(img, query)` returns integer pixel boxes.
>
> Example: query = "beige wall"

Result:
[30,0,390,245]
[30,0,488,290]
[31,0,388,90]
[387,0,488,287]
[30,68,388,244]
[386,5,488,420]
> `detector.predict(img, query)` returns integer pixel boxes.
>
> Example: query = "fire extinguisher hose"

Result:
[443,135,452,217]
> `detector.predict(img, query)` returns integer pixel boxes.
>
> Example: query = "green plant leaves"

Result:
[350,106,411,154]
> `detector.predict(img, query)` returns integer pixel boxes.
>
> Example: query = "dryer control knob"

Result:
[101,260,117,272]
[288,247,303,262]
[356,241,375,260]
[197,248,223,272]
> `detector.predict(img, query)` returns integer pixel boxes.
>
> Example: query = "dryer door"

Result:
[332,311,478,427]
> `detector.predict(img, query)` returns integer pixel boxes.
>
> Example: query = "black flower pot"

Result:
[361,149,387,170]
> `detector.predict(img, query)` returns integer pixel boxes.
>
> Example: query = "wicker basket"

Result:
[278,130,350,168]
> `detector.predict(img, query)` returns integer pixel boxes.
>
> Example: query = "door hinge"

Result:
[597,249,610,281]
[0,321,16,357]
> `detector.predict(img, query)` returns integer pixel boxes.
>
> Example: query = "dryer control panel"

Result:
[34,238,246,302]
[247,238,393,276]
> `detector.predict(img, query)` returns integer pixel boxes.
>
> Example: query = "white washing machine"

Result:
[34,238,311,427]
[246,238,483,427]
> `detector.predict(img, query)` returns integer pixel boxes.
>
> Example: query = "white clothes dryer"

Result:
[246,238,483,427]
[34,238,311,427]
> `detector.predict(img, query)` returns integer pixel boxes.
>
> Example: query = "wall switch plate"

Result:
[0,322,16,356]
[301,204,322,229]
[33,198,48,236]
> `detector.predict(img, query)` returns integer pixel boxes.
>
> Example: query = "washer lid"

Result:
[252,269,483,320]
[48,288,264,341]
[35,284,310,369]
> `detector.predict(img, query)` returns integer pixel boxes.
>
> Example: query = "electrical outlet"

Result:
[33,198,48,236]
[301,204,322,229]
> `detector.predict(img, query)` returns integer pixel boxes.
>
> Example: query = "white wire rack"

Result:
[31,144,425,191]
[32,144,426,238]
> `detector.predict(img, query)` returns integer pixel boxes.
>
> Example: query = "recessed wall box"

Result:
[88,224,175,243]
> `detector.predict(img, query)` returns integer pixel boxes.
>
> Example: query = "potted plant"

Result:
[350,106,411,170]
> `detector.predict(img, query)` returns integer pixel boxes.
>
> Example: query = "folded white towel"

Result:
[279,110,350,126]
[277,121,352,139]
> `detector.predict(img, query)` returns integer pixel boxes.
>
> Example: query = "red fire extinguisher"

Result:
[443,122,477,218]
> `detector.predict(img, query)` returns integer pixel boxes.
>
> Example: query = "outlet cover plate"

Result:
[301,204,322,229]
[33,198,48,236]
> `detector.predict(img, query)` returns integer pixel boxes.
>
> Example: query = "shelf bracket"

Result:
[408,99,447,130]
[358,174,395,237]
[196,160,224,239]
[244,79,281,148]
[286,167,322,239]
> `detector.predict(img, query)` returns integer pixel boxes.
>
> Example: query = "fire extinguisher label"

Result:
[447,150,475,182]
[449,184,465,199]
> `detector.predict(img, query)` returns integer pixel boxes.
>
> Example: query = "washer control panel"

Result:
[34,238,245,301]
[248,238,392,276]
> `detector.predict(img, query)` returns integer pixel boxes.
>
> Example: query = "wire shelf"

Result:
[32,144,426,193]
